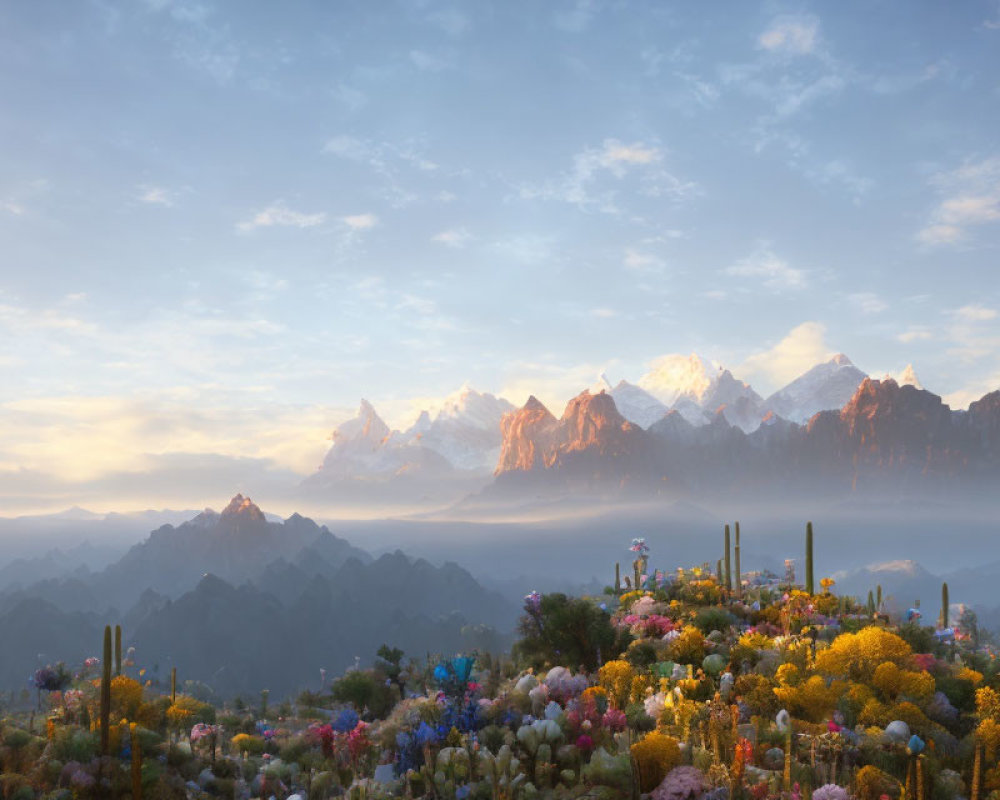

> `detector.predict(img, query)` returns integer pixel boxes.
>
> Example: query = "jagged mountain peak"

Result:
[899,364,923,389]
[331,399,391,445]
[590,373,614,393]
[764,354,868,424]
[522,395,552,414]
[220,493,266,522]
[637,352,720,405]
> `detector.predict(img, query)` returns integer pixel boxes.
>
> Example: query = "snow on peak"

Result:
[866,559,926,576]
[764,355,867,423]
[330,399,390,445]
[590,373,614,394]
[607,380,668,429]
[899,364,923,389]
[637,352,719,405]
[430,385,515,430]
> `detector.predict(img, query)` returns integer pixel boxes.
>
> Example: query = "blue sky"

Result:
[1,0,999,510]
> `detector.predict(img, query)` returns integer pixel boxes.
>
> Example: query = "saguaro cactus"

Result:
[115,625,122,676]
[805,521,814,595]
[130,722,143,800]
[724,524,732,592]
[615,562,621,594]
[101,625,112,756]
[734,521,742,600]
[941,582,950,629]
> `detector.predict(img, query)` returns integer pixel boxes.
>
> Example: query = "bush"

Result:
[514,593,632,672]
[693,608,735,635]
[668,628,705,665]
[631,731,682,792]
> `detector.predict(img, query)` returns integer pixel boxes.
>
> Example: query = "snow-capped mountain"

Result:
[316,400,450,479]
[637,353,718,406]
[314,387,514,482]
[898,364,922,389]
[591,374,669,429]
[396,385,515,470]
[763,354,867,424]
[637,354,763,431]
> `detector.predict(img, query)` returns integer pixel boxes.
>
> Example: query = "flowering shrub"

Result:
[652,765,708,800]
[598,660,634,709]
[632,730,682,792]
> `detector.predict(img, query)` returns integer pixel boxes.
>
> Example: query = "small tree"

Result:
[31,663,71,709]
[513,592,631,671]
[375,645,407,699]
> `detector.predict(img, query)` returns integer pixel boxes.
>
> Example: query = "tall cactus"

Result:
[130,722,143,800]
[941,582,950,629]
[115,624,122,676]
[724,524,732,592]
[100,625,112,756]
[972,740,982,800]
[805,521,814,595]
[877,584,882,609]
[615,562,621,594]
[867,590,875,615]
[717,559,723,585]
[734,521,742,600]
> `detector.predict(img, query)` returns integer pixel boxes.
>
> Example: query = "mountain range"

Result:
[486,376,1000,506]
[0,495,517,697]
[299,354,986,510]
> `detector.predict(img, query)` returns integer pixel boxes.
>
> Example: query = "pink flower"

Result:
[576,734,594,752]
[602,708,627,732]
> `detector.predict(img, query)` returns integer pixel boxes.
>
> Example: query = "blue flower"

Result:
[415,721,438,747]
[333,708,359,733]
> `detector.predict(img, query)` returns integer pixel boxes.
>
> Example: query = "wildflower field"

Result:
[1,524,995,800]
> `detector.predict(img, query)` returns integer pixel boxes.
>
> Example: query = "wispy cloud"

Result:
[237,203,326,232]
[897,327,933,343]
[955,304,997,322]
[432,228,473,248]
[342,213,378,230]
[623,248,665,273]
[848,292,887,314]
[553,0,599,33]
[520,138,695,213]
[918,156,1000,246]
[726,245,805,291]
[138,185,175,207]
[409,49,452,72]
[738,322,833,392]
[322,135,440,207]
[758,17,820,56]
[427,8,470,36]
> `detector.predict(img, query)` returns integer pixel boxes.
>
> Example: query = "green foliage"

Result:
[693,606,735,635]
[626,640,659,668]
[513,593,631,672]
[897,622,939,655]
[329,670,396,718]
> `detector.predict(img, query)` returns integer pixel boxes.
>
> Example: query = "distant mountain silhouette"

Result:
[0,497,517,697]
[488,379,1000,505]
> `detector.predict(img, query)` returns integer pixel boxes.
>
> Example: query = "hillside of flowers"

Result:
[1,525,997,800]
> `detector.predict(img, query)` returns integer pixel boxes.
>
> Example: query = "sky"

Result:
[1,0,999,513]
